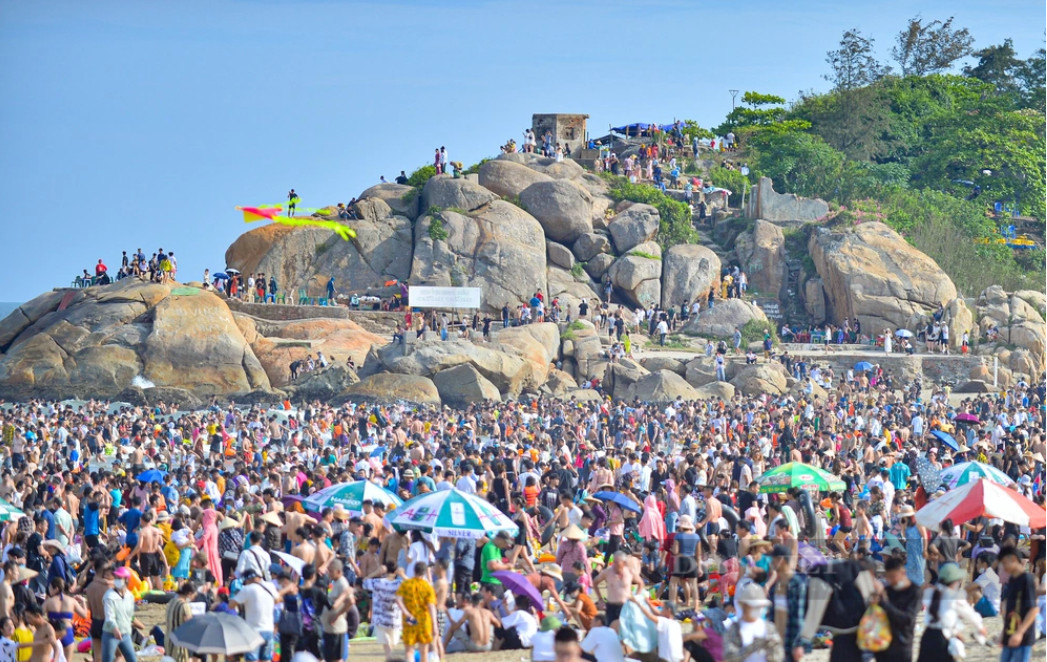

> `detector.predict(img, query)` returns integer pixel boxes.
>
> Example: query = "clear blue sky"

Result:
[1,0,1043,303]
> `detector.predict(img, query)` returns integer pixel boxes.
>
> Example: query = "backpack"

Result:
[300,592,318,633]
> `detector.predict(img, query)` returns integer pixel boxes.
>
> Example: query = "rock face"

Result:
[976,286,1046,372]
[357,183,420,219]
[572,233,612,262]
[226,203,413,296]
[731,362,789,395]
[583,254,615,280]
[607,247,662,308]
[242,317,384,388]
[422,175,498,212]
[290,364,360,401]
[680,299,769,339]
[0,280,271,399]
[623,370,699,402]
[661,245,721,310]
[432,364,500,405]
[411,201,547,312]
[547,267,601,316]
[518,180,593,244]
[746,177,829,223]
[607,204,660,253]
[477,158,553,198]
[343,373,440,405]
[809,223,958,332]
[734,220,786,297]
[560,320,604,380]
[804,278,827,322]
[694,381,736,400]
[546,242,575,270]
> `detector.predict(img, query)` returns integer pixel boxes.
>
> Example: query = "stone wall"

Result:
[745,177,829,223]
[225,299,351,321]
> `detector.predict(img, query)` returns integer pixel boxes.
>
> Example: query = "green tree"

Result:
[715,91,810,139]
[825,29,889,90]
[750,131,844,199]
[1018,47,1046,112]
[964,39,1025,99]
[892,17,974,76]
[793,85,892,160]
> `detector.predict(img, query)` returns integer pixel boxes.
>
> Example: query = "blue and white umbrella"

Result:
[385,488,518,538]
[303,480,402,515]
[940,462,1016,489]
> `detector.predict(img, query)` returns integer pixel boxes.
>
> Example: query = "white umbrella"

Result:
[895,329,914,338]
[916,479,1046,528]
[385,488,518,538]
[271,551,305,576]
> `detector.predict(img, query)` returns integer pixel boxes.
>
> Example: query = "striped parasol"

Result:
[385,488,518,538]
[940,462,1016,489]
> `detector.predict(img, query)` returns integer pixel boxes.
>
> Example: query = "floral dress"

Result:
[396,577,435,647]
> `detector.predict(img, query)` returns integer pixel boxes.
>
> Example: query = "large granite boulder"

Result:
[607,204,660,253]
[680,299,769,339]
[433,364,501,405]
[602,360,652,399]
[379,341,530,395]
[477,158,553,198]
[546,267,601,318]
[560,320,604,380]
[684,358,718,387]
[734,220,786,297]
[640,356,685,376]
[343,373,440,405]
[357,183,420,219]
[226,202,413,296]
[623,370,699,403]
[0,280,272,399]
[422,175,498,212]
[694,381,736,401]
[410,201,547,313]
[607,244,662,308]
[244,317,385,388]
[573,233,613,262]
[976,286,1046,370]
[500,153,585,180]
[289,364,360,401]
[746,177,829,223]
[809,223,958,332]
[661,245,721,310]
[804,278,827,323]
[583,254,616,280]
[547,242,575,270]
[730,362,789,395]
[518,180,594,244]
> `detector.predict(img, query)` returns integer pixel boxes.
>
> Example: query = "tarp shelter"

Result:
[610,123,675,137]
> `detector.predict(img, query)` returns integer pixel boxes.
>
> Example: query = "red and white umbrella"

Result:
[915,478,1045,529]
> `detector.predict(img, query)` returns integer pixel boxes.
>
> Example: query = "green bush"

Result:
[603,176,698,248]
[428,215,449,242]
[570,262,587,280]
[706,168,750,207]
[740,319,778,345]
[407,165,437,188]
[628,250,661,260]
[463,159,489,175]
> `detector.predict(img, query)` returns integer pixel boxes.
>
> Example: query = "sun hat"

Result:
[735,582,771,607]
[219,517,241,531]
[259,511,283,527]
[677,515,696,532]
[563,524,586,541]
[113,566,132,579]
[539,563,563,581]
[938,562,964,584]
[330,505,350,521]
[540,616,562,632]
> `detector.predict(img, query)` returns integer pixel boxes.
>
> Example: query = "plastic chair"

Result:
[275,292,286,304]
[297,289,310,305]
[317,297,328,306]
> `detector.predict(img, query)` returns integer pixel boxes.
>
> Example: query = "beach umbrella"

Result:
[914,456,943,491]
[591,491,643,514]
[953,413,980,424]
[915,479,1046,529]
[491,571,544,608]
[385,488,518,538]
[758,462,845,494]
[0,498,25,522]
[271,551,306,576]
[853,361,874,372]
[169,613,264,655]
[930,429,960,451]
[895,329,914,338]
[940,461,1016,489]
[303,480,402,515]
[225,268,241,275]
[797,542,827,571]
[136,469,167,483]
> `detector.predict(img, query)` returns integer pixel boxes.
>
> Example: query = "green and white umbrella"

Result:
[303,480,402,515]
[385,488,518,538]
[0,498,24,522]
[940,461,1016,490]
[758,462,845,494]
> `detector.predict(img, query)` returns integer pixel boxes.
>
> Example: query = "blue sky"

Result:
[1,0,1043,303]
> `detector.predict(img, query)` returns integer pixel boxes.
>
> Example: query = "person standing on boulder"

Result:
[287,189,298,216]
[326,277,335,302]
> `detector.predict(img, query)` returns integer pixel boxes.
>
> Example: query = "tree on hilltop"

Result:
[892,17,974,76]
[825,29,890,91]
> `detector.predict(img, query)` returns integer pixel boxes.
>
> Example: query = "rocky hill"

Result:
[0,154,1043,405]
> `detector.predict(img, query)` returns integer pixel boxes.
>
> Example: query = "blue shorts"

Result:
[246,631,274,662]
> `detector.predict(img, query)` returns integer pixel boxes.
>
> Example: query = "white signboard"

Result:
[410,286,482,309]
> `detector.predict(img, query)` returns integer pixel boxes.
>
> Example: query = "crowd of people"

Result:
[0,370,1042,662]
[74,249,178,288]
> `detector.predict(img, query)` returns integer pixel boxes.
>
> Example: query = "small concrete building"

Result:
[532,113,589,154]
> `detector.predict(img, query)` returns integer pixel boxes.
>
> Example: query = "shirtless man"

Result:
[592,550,643,626]
[24,603,59,662]
[444,593,498,653]
[131,511,168,590]
[85,564,115,662]
[378,529,406,569]
[292,527,317,567]
[361,501,386,542]
[312,526,334,577]
[282,510,314,550]
[432,560,450,660]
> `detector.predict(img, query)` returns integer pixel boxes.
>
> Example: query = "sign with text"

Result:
[410,286,482,309]
[754,298,783,320]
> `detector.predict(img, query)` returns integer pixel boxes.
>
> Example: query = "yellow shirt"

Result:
[13,626,32,662]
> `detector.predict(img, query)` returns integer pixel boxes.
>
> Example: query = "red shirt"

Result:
[95,262,107,275]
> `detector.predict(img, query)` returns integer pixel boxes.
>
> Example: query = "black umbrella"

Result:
[169,613,263,655]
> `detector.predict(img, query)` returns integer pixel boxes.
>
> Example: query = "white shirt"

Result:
[455,475,477,494]
[531,630,555,661]
[501,610,538,647]
[233,582,277,632]
[236,545,272,581]
[581,626,625,662]
[656,617,684,662]
[738,619,769,662]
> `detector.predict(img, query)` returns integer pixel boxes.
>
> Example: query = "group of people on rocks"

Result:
[75,249,178,288]
[0,368,1043,662]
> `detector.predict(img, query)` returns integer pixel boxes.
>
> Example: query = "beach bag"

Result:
[857,603,892,652]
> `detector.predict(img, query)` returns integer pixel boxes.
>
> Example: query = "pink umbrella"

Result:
[915,479,1046,529]
[954,413,980,424]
